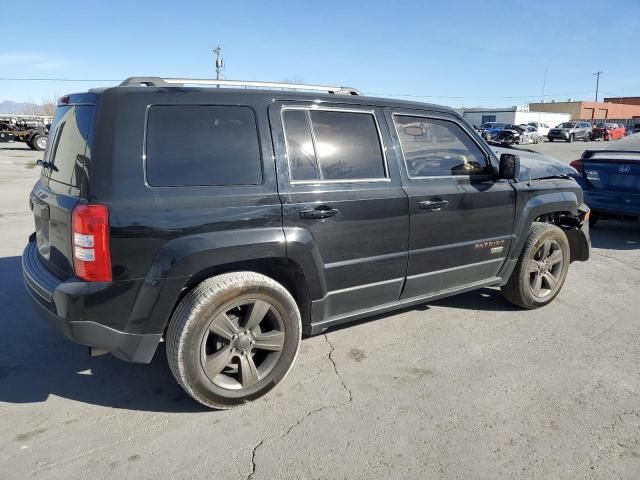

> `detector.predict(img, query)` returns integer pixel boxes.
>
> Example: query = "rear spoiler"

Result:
[582,150,640,159]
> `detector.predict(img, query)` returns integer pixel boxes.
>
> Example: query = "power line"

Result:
[0,77,120,82]
[361,90,596,100]
[0,77,598,101]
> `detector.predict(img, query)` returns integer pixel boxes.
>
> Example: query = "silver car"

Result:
[547,122,592,143]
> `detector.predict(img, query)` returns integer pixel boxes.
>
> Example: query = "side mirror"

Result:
[499,153,520,180]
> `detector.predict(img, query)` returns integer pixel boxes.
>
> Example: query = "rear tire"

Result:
[31,134,47,151]
[548,138,553,142]
[501,222,570,309]
[166,272,301,409]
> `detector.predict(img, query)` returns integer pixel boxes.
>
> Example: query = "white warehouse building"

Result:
[462,106,570,128]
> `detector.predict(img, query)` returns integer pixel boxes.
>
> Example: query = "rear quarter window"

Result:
[45,105,93,188]
[145,105,262,187]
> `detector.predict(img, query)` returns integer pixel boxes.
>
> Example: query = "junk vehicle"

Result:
[23,77,591,408]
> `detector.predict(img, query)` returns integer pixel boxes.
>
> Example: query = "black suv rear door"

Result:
[269,102,409,323]
[386,109,516,299]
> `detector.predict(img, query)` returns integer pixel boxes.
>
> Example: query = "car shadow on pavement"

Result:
[0,255,208,413]
[0,146,35,151]
[428,287,520,311]
[591,221,640,250]
[326,287,518,335]
[0,253,522,412]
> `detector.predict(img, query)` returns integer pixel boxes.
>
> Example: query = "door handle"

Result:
[418,199,449,211]
[300,206,340,219]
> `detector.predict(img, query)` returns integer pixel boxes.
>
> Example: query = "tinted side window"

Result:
[310,110,385,180]
[393,115,490,177]
[282,109,386,182]
[282,110,320,181]
[146,105,261,186]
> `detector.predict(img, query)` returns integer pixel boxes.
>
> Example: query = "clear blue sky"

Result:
[1,0,638,107]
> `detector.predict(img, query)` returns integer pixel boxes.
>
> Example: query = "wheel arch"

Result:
[179,257,312,333]
[499,190,586,282]
[138,228,325,340]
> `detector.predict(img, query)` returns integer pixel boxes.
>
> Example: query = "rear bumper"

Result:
[582,189,640,217]
[22,239,161,363]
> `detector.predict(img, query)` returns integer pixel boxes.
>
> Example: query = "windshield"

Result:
[557,123,576,129]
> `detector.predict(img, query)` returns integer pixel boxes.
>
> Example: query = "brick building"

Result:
[604,96,640,107]
[528,101,640,120]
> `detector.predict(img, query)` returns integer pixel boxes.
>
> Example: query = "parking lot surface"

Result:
[519,134,640,164]
[1,140,639,479]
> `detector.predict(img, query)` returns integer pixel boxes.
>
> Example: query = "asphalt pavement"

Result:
[1,141,639,479]
[520,133,640,163]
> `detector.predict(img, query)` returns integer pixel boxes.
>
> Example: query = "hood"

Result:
[492,146,577,181]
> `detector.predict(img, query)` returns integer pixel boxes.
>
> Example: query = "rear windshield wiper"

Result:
[36,159,58,172]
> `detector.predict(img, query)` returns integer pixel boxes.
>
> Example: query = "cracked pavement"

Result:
[1,142,640,479]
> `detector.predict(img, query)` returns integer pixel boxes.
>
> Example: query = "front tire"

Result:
[567,134,574,143]
[501,222,570,309]
[166,272,301,409]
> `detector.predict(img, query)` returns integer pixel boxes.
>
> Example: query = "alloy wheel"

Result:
[200,298,285,390]
[528,239,564,298]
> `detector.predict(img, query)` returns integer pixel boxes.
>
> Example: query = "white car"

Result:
[527,121,551,138]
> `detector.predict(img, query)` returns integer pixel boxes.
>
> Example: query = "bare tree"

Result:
[25,99,40,116]
[41,96,58,116]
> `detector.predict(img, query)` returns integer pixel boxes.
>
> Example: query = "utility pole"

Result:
[540,64,548,103]
[593,71,603,102]
[214,45,224,84]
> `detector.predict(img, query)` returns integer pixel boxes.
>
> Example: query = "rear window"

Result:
[45,105,93,187]
[145,105,262,187]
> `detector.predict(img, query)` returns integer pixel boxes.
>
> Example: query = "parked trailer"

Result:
[0,119,49,151]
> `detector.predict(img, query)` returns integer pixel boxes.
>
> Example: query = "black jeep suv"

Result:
[23,77,590,408]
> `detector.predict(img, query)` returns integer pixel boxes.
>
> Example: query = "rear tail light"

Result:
[569,160,583,173]
[72,204,112,282]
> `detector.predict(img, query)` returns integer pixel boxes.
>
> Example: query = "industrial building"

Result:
[604,96,640,106]
[462,106,570,128]
[528,100,640,120]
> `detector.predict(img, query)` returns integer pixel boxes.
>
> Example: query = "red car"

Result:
[591,122,626,141]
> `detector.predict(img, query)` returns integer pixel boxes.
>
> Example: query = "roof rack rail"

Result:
[119,77,360,95]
